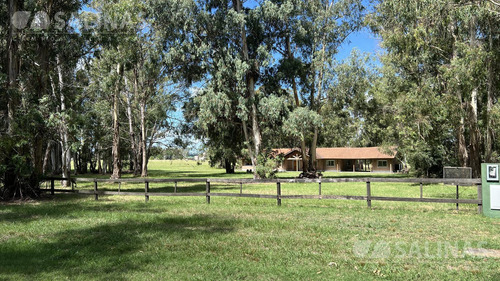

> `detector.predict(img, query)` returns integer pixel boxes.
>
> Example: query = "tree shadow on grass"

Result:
[0,195,208,223]
[0,197,89,224]
[0,214,237,280]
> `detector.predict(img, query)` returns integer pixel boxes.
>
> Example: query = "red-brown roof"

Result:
[273,148,296,156]
[274,147,396,160]
[273,148,306,158]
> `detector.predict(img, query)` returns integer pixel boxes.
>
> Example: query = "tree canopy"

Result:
[1,0,499,198]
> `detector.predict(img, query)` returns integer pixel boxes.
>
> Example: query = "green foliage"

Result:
[2,0,499,200]
[370,0,500,176]
[284,107,322,140]
[255,153,283,179]
[321,49,382,147]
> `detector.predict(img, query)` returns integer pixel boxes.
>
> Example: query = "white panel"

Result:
[490,185,500,210]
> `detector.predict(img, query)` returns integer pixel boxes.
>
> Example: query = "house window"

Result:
[327,160,336,167]
[378,160,388,167]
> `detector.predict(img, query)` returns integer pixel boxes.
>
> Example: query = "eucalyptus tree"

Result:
[88,0,176,178]
[1,0,88,198]
[88,45,128,179]
[88,0,145,179]
[47,31,91,185]
[320,50,382,148]
[264,0,365,174]
[150,0,290,178]
[370,0,500,176]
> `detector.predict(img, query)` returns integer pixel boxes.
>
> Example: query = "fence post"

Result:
[94,179,98,201]
[456,185,459,210]
[206,180,210,204]
[318,180,322,199]
[51,179,55,195]
[240,182,243,195]
[118,182,121,193]
[277,181,281,206]
[477,184,482,214]
[366,181,371,208]
[145,181,149,203]
[420,182,423,199]
[174,181,177,193]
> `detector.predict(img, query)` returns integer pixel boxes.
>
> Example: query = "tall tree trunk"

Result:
[300,140,308,173]
[224,158,235,174]
[125,76,138,175]
[250,87,262,177]
[309,35,327,173]
[450,21,468,168]
[233,0,261,179]
[286,35,308,173]
[136,139,143,174]
[57,55,71,186]
[73,151,79,175]
[485,19,494,162]
[79,131,88,174]
[7,0,19,134]
[468,18,481,178]
[33,138,45,175]
[51,143,61,174]
[469,89,481,177]
[102,155,107,175]
[133,73,141,176]
[241,119,256,172]
[111,63,122,179]
[140,99,148,177]
[457,115,468,167]
[311,128,318,171]
[97,144,102,174]
[43,141,53,175]
[32,38,51,176]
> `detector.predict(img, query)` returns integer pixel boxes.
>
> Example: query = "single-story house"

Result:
[274,147,401,173]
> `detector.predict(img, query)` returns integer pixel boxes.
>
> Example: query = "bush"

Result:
[255,153,281,179]
[0,137,41,200]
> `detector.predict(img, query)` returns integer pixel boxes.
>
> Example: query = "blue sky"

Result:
[337,27,382,61]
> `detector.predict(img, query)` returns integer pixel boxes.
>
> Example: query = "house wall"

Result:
[282,157,399,172]
[317,159,397,172]
[280,150,304,171]
[241,159,253,171]
[372,159,394,172]
[241,165,253,171]
[318,159,342,172]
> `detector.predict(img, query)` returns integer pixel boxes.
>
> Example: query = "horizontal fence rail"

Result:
[41,177,483,214]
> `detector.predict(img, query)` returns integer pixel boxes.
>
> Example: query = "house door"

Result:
[345,160,352,171]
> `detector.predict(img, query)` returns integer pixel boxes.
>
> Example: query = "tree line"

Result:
[1,0,499,199]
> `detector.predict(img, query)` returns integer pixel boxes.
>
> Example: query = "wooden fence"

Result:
[42,177,483,213]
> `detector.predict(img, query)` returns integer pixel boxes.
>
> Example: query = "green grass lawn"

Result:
[71,159,410,179]
[2,160,500,280]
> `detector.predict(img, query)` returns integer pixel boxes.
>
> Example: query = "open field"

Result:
[2,160,500,280]
[71,160,411,179]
